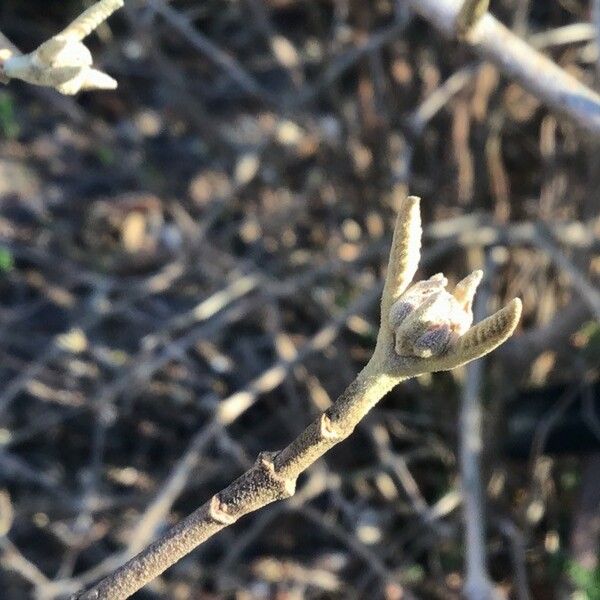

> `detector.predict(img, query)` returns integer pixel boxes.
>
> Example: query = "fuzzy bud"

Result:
[389,270,483,358]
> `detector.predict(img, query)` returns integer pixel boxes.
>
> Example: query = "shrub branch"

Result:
[74,196,522,599]
[0,0,123,94]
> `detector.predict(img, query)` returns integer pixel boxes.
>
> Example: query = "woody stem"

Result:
[74,358,404,599]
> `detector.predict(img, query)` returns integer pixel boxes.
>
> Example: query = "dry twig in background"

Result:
[2,1,598,597]
[460,249,506,600]
[407,0,600,134]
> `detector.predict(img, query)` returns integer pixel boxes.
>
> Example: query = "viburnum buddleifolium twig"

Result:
[0,0,123,95]
[73,196,522,600]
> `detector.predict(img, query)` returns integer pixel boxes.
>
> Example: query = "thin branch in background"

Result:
[244,0,304,90]
[529,23,596,50]
[0,31,20,83]
[593,0,600,78]
[0,537,50,590]
[497,298,590,379]
[460,248,503,600]
[406,0,600,134]
[0,0,124,94]
[38,238,458,599]
[72,197,521,599]
[295,19,409,106]
[407,64,479,136]
[496,518,531,600]
[0,491,49,592]
[147,0,274,104]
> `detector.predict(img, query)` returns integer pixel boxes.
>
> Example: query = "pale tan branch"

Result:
[0,31,20,57]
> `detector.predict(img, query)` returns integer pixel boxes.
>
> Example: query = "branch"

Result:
[148,0,273,103]
[460,251,503,600]
[73,196,522,599]
[0,0,123,95]
[0,31,20,84]
[406,0,600,134]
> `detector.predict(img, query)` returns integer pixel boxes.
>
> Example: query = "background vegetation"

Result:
[0,0,599,598]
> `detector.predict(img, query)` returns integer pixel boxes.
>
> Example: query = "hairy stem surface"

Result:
[75,362,402,599]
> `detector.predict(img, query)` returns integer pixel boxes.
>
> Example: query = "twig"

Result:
[529,23,596,50]
[460,250,502,600]
[497,298,589,379]
[407,64,479,136]
[147,0,274,104]
[406,0,600,134]
[73,196,521,599]
[0,536,50,590]
[215,440,394,593]
[0,0,124,94]
[44,236,462,598]
[496,518,530,600]
[55,285,385,597]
